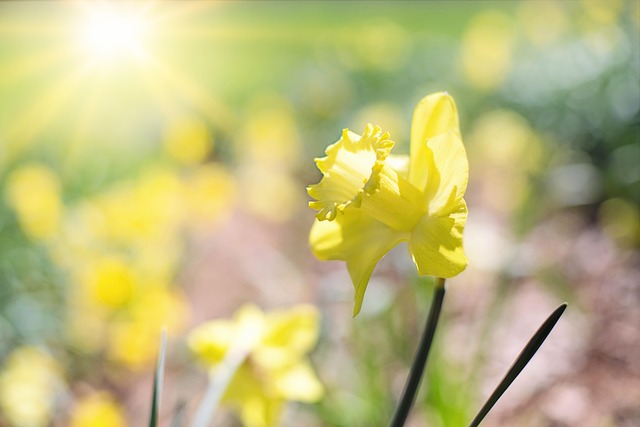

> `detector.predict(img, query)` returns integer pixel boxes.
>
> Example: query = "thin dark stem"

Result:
[389,278,446,427]
[467,303,567,427]
[149,329,167,427]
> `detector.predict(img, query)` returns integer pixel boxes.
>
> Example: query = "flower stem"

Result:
[467,303,567,427]
[191,345,251,427]
[389,278,446,427]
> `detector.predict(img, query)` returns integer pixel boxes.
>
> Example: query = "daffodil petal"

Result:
[240,395,283,427]
[272,361,324,402]
[223,363,263,402]
[409,92,461,191]
[262,305,319,352]
[386,154,410,180]
[234,304,267,348]
[309,211,406,315]
[408,199,468,278]
[187,320,235,365]
[423,131,469,215]
[256,305,320,368]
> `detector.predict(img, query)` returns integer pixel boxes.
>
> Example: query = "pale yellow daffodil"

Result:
[188,304,324,427]
[4,163,62,241]
[70,392,126,427]
[0,347,62,427]
[308,92,468,316]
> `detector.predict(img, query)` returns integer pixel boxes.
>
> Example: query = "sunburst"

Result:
[0,1,229,171]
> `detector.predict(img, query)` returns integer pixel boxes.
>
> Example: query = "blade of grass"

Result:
[149,328,168,427]
[467,303,567,427]
[389,278,446,427]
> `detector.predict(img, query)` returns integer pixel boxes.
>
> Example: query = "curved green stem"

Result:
[191,344,250,427]
[389,278,446,427]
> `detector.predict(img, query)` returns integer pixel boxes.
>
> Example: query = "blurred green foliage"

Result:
[0,1,638,426]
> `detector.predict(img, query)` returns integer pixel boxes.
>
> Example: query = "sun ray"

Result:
[2,63,95,167]
[0,18,68,39]
[61,75,107,176]
[165,24,323,44]
[0,47,76,90]
[130,61,182,123]
[0,0,243,174]
[146,56,234,132]
[149,1,216,29]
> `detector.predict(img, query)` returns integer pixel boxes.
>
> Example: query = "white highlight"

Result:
[76,3,150,63]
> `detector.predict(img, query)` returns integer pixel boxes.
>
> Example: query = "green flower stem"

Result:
[467,303,567,427]
[191,344,251,427]
[390,278,446,427]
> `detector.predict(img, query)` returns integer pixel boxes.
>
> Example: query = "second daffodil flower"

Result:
[308,92,468,315]
[188,304,324,427]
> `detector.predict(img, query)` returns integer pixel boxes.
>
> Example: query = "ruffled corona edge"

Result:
[307,124,394,221]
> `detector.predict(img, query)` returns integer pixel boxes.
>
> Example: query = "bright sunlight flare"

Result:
[76,2,151,63]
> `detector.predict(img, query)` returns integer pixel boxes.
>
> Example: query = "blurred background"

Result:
[0,1,638,426]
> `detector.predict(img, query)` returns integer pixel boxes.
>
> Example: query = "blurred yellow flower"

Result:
[107,320,157,370]
[241,166,299,223]
[341,22,410,72]
[240,96,301,167]
[189,304,324,427]
[459,11,514,90]
[108,288,189,369]
[183,164,236,229]
[82,255,136,309]
[599,198,640,248]
[0,347,62,427]
[581,0,623,26]
[90,168,183,245]
[46,165,206,371]
[237,96,302,222]
[308,92,468,315]
[163,116,213,166]
[4,163,62,241]
[467,109,545,214]
[518,0,567,46]
[70,392,127,427]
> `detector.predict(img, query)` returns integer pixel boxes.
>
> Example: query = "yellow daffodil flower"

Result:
[4,163,62,241]
[70,392,126,427]
[0,347,62,427]
[189,304,324,427]
[308,92,468,316]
